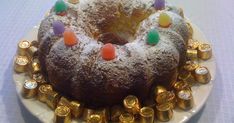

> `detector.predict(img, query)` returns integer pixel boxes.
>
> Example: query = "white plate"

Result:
[13,22,216,123]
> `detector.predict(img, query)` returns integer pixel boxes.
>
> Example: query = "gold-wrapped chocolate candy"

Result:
[30,58,41,74]
[187,39,201,50]
[119,113,135,123]
[87,114,102,123]
[154,86,167,96]
[27,46,38,58]
[47,91,61,110]
[58,97,71,107]
[70,101,84,118]
[17,40,31,56]
[82,108,95,121]
[95,108,109,123]
[173,81,191,93]
[186,49,198,60]
[68,0,79,4]
[14,56,29,73]
[58,97,84,118]
[198,43,212,60]
[177,89,194,110]
[54,106,71,123]
[186,22,193,39]
[110,105,124,122]
[178,70,196,87]
[155,91,176,108]
[183,61,200,74]
[123,95,141,115]
[22,79,38,98]
[156,103,173,122]
[83,108,109,122]
[195,66,211,84]
[139,107,154,123]
[37,84,53,103]
[31,73,47,85]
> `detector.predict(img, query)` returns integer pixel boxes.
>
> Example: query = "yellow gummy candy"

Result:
[159,13,172,28]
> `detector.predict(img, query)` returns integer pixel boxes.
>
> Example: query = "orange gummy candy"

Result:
[101,43,116,61]
[63,30,78,46]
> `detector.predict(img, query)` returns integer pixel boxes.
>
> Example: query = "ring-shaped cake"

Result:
[38,0,189,107]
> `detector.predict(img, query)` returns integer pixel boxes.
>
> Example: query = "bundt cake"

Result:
[38,0,189,108]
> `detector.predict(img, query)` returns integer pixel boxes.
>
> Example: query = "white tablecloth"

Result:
[0,0,233,123]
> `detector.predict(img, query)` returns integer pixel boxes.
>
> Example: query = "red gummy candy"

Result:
[101,43,116,61]
[63,30,78,46]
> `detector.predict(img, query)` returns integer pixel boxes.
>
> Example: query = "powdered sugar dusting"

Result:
[38,0,189,107]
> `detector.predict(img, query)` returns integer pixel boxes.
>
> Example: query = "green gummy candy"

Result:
[147,29,160,45]
[54,0,67,13]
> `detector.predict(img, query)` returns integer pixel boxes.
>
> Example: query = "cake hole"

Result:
[92,6,153,45]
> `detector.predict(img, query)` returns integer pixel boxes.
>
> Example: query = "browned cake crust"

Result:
[38,0,189,108]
